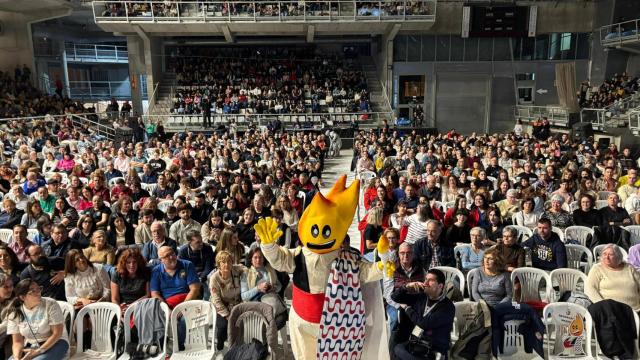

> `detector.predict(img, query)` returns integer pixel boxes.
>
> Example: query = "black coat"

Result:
[589,299,637,359]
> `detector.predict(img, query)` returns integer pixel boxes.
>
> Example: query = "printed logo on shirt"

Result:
[180,270,186,279]
[535,244,554,262]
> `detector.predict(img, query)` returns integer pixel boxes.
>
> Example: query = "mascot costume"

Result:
[254,175,394,360]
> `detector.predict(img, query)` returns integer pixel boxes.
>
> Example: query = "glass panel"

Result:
[421,35,436,62]
[464,38,479,62]
[399,75,425,104]
[518,88,533,104]
[534,34,549,60]
[407,35,421,62]
[521,37,535,60]
[436,35,450,62]
[493,38,511,61]
[479,38,493,61]
[450,36,464,62]
[576,33,591,59]
[512,37,522,60]
[394,35,408,62]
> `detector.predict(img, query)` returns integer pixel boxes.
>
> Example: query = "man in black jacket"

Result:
[413,220,456,271]
[391,268,456,359]
[201,96,212,128]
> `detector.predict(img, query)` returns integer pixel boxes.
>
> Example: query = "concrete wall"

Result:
[627,55,640,75]
[393,60,589,134]
[0,13,35,72]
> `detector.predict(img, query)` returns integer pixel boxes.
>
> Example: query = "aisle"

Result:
[317,149,362,252]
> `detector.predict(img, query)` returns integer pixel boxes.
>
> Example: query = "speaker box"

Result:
[571,122,593,142]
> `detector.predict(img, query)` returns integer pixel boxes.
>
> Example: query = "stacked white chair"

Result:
[70,302,121,360]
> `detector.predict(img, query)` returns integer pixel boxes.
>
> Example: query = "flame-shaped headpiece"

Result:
[298,175,360,254]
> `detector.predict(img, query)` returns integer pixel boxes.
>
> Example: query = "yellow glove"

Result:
[376,234,390,255]
[253,217,283,246]
[377,260,396,278]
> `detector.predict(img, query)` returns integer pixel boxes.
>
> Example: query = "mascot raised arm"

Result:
[254,175,394,360]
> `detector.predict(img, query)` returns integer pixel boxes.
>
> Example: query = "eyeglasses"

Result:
[27,286,43,295]
[0,254,10,259]
[160,253,176,260]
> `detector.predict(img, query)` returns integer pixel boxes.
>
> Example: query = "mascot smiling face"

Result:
[298,175,360,254]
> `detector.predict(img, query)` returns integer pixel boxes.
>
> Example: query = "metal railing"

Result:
[43,81,132,100]
[92,0,436,23]
[600,18,640,46]
[629,109,640,133]
[143,111,391,129]
[65,43,128,62]
[580,92,640,129]
[514,105,569,126]
[0,113,117,141]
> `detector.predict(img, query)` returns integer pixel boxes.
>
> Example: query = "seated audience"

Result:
[471,248,513,306]
[150,245,201,309]
[209,250,245,351]
[82,230,116,266]
[64,249,111,310]
[110,248,150,307]
[521,218,567,271]
[586,244,640,311]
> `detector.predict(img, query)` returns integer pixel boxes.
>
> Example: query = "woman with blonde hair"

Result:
[209,250,245,351]
[82,230,116,265]
[217,227,245,264]
[363,207,384,255]
[274,195,299,231]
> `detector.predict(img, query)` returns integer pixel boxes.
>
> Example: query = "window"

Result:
[518,88,534,104]
[516,73,535,81]
[394,35,408,62]
[399,75,425,105]
[560,33,572,51]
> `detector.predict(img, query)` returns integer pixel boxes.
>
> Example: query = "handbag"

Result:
[407,336,437,360]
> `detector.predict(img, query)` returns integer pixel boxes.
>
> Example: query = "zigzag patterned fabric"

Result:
[317,248,366,360]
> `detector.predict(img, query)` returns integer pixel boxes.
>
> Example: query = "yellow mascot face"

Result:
[298,175,360,254]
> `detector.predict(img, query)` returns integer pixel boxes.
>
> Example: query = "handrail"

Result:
[65,43,128,62]
[369,57,394,116]
[146,82,160,116]
[92,0,436,23]
[514,105,569,126]
[143,111,392,128]
[600,18,640,46]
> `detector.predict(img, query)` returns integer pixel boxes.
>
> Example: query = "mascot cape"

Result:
[255,175,391,360]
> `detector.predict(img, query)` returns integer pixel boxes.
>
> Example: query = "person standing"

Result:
[201,96,212,128]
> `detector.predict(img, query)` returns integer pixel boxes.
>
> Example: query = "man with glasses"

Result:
[8,224,33,264]
[142,221,178,266]
[42,225,75,262]
[413,220,456,271]
[20,244,66,300]
[151,246,201,309]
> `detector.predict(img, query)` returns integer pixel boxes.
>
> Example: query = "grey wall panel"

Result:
[490,77,516,134]
[435,73,489,134]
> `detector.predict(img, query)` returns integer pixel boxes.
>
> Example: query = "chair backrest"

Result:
[432,201,445,213]
[108,176,125,188]
[141,183,158,193]
[57,300,75,340]
[466,267,480,301]
[0,229,12,243]
[453,301,477,340]
[543,303,594,358]
[568,201,579,212]
[500,319,526,357]
[511,267,552,303]
[26,228,39,241]
[454,244,471,259]
[505,225,533,243]
[444,201,455,211]
[598,191,615,200]
[565,244,594,273]
[551,226,565,242]
[595,200,609,209]
[549,269,588,302]
[564,226,594,247]
[240,311,268,345]
[157,200,173,213]
[593,244,629,262]
[432,266,465,295]
[123,300,170,357]
[170,300,216,353]
[623,225,640,245]
[358,171,377,184]
[74,302,121,355]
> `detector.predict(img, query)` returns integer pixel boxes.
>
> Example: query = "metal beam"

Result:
[618,46,640,55]
[306,25,315,43]
[221,24,234,43]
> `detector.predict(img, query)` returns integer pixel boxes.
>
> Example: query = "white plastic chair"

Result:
[505,225,533,243]
[236,310,288,360]
[120,300,170,360]
[444,201,455,211]
[550,268,588,303]
[157,200,173,214]
[432,266,465,295]
[569,201,579,212]
[497,319,527,359]
[511,267,552,303]
[170,300,216,360]
[358,170,377,184]
[27,228,39,241]
[593,244,628,262]
[0,229,12,243]
[565,244,594,274]
[623,225,640,245]
[598,191,615,200]
[551,226,565,242]
[432,201,445,213]
[57,300,75,340]
[141,183,158,194]
[564,226,594,247]
[595,200,609,209]
[397,170,409,178]
[465,267,480,301]
[543,303,594,359]
[70,302,121,360]
[452,300,476,342]
[108,177,125,189]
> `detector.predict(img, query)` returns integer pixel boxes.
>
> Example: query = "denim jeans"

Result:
[386,304,399,332]
[9,339,69,360]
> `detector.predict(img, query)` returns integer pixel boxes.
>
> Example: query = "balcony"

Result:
[65,43,129,63]
[600,18,640,52]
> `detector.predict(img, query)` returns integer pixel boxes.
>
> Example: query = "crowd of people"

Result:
[353,124,640,358]
[0,106,336,358]
[167,47,370,116]
[579,72,640,109]
[0,66,85,120]
[98,1,433,19]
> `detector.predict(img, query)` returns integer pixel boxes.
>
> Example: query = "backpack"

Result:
[559,290,593,309]
[224,339,269,360]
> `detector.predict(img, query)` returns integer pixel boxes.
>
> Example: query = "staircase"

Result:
[148,72,176,116]
[361,58,393,117]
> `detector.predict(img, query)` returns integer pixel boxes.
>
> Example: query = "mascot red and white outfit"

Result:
[254,175,393,360]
